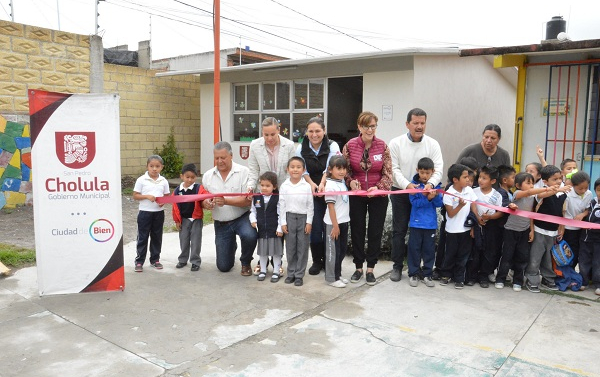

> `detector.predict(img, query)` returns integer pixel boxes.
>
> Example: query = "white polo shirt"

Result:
[443,185,477,233]
[202,162,250,222]
[133,172,170,212]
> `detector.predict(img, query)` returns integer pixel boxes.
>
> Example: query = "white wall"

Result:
[521,65,591,170]
[414,55,516,173]
[362,71,414,143]
[200,83,233,173]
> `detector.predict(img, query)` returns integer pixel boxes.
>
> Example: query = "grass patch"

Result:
[0,243,36,268]
[203,210,213,226]
[122,187,134,196]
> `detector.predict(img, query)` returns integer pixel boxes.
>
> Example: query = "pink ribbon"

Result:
[156,188,600,230]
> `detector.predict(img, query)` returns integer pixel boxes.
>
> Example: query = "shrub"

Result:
[154,127,184,179]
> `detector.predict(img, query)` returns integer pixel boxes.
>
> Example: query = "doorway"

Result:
[327,76,363,148]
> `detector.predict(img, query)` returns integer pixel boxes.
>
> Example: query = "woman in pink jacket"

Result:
[342,111,392,285]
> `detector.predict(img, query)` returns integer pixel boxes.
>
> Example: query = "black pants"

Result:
[562,229,581,268]
[497,228,530,286]
[440,231,472,283]
[350,195,389,269]
[135,210,164,265]
[390,188,410,270]
[434,218,447,272]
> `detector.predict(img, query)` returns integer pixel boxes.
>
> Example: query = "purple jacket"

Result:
[342,135,392,191]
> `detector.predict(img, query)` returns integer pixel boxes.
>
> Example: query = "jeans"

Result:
[350,195,389,269]
[310,196,327,265]
[390,188,410,270]
[407,227,436,278]
[213,212,257,272]
[135,210,164,265]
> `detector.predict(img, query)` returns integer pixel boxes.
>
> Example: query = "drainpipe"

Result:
[494,54,527,171]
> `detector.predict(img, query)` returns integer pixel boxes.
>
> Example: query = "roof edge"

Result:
[460,39,600,57]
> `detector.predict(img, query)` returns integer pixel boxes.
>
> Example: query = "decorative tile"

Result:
[4,121,24,138]
[2,177,21,191]
[8,149,20,168]
[0,134,16,153]
[21,152,31,168]
[21,163,30,181]
[0,150,11,167]
[22,124,30,137]
[19,180,32,193]
[0,192,5,209]
[4,191,26,208]
[15,137,30,149]
[2,164,20,179]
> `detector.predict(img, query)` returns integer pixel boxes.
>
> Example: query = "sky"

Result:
[2,0,600,61]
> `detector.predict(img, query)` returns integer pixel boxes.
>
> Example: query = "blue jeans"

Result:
[213,212,257,272]
[407,227,436,278]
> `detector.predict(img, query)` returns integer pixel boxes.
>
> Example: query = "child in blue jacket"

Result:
[407,157,443,287]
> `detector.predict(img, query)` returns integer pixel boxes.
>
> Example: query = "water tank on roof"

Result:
[546,16,566,40]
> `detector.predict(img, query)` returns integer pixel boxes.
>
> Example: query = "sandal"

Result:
[257,272,266,281]
[270,274,280,283]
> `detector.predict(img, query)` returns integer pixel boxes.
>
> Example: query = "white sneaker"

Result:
[495,282,504,289]
[595,288,600,296]
[409,276,419,287]
[513,284,522,292]
[488,273,496,283]
[339,277,349,284]
[423,276,435,288]
[329,280,346,288]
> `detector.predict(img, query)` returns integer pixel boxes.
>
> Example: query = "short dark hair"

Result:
[448,163,468,182]
[259,171,278,188]
[479,166,499,181]
[181,163,198,176]
[326,155,348,177]
[417,157,434,171]
[287,156,305,169]
[307,116,325,130]
[570,171,590,186]
[497,164,516,182]
[515,172,534,188]
[483,124,502,138]
[406,108,427,122]
[526,162,543,175]
[594,177,600,191]
[541,165,561,181]
[560,158,577,170]
[458,156,478,171]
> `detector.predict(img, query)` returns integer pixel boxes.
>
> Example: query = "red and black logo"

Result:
[55,132,96,169]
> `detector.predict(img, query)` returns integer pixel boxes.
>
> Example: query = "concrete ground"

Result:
[1,224,600,377]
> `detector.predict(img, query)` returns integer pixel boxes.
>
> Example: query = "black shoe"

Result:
[479,281,489,288]
[432,270,441,280]
[294,278,303,286]
[390,268,402,282]
[350,270,363,283]
[366,272,376,286]
[439,277,450,286]
[191,264,199,271]
[465,280,476,286]
[541,279,558,291]
[176,262,187,269]
[285,276,295,284]
[270,274,280,283]
[308,263,322,275]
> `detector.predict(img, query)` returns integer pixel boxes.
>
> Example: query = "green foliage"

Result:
[0,244,36,268]
[154,127,184,179]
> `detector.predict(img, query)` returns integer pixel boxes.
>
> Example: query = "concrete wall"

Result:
[104,63,201,177]
[414,55,517,170]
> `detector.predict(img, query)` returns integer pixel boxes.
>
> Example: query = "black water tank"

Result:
[546,16,566,40]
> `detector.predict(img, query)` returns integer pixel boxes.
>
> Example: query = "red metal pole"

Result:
[213,0,221,144]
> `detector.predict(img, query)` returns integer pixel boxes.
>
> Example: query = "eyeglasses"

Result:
[361,124,378,131]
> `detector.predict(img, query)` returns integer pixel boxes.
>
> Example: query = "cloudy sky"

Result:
[2,0,600,60]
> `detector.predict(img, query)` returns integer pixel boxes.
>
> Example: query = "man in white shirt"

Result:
[388,108,443,282]
[202,141,257,275]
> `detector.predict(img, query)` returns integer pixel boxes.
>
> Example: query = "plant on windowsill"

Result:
[154,126,184,179]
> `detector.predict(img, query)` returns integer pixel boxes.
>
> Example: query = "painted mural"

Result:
[0,115,32,209]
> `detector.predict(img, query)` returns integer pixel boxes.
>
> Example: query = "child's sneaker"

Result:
[595,287,600,296]
[151,261,163,269]
[526,281,540,293]
[134,263,143,272]
[423,277,435,287]
[340,277,350,284]
[579,285,587,291]
[488,273,496,283]
[512,284,522,292]
[495,282,504,289]
[409,276,419,287]
[454,282,464,289]
[541,279,558,291]
[439,277,451,286]
[329,280,346,288]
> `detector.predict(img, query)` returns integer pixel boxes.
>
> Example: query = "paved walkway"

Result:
[1,225,599,377]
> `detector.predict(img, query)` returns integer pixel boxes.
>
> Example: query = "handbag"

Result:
[551,239,574,267]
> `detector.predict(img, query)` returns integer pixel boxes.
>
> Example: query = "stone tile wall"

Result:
[0,115,31,209]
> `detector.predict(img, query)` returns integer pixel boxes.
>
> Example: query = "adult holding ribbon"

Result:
[296,116,341,275]
[246,116,296,276]
[202,141,258,275]
[456,124,511,168]
[389,108,443,282]
[343,111,392,285]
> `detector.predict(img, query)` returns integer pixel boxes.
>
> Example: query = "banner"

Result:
[30,90,124,296]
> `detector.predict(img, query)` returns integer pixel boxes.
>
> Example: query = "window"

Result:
[232,79,325,141]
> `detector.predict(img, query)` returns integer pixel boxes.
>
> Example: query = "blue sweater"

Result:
[409,174,443,230]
